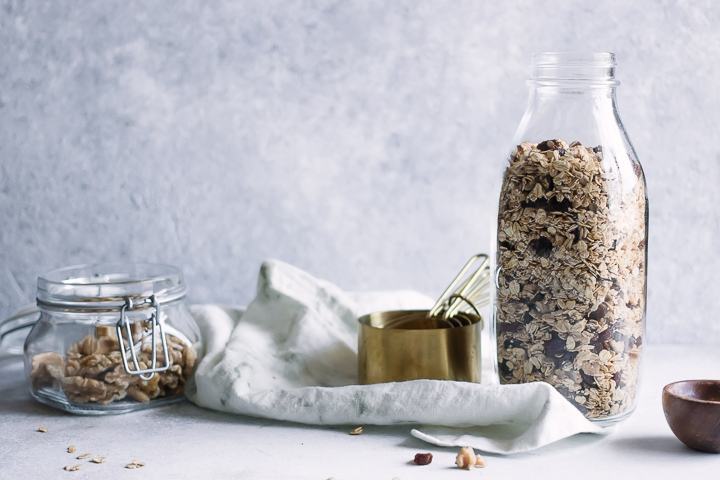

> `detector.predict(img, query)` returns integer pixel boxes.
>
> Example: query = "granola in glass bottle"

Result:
[493,53,648,426]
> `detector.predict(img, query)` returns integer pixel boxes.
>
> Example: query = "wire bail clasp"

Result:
[116,295,170,381]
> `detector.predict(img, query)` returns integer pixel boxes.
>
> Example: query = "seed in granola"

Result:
[588,303,608,320]
[67,446,76,453]
[499,241,516,251]
[593,145,602,153]
[37,427,47,433]
[529,237,554,256]
[558,148,566,156]
[537,139,559,151]
[413,453,433,465]
[76,453,92,459]
[91,457,106,463]
[64,465,82,471]
[455,447,485,470]
[349,427,363,435]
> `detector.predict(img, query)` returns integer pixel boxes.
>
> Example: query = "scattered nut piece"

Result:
[349,426,363,435]
[67,445,76,453]
[37,427,47,433]
[132,460,145,467]
[64,464,82,471]
[91,457,106,464]
[126,464,137,469]
[413,453,433,465]
[455,447,485,470]
[76,453,92,459]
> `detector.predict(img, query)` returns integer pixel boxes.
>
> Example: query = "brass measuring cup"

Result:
[358,254,490,384]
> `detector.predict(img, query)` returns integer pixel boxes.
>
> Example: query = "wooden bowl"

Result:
[662,380,720,453]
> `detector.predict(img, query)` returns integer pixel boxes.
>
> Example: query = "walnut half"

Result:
[455,447,486,470]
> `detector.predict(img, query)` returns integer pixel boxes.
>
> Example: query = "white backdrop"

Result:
[1,0,718,343]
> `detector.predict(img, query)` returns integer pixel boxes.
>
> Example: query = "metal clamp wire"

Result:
[116,295,171,381]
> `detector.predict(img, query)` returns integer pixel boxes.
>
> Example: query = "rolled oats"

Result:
[496,139,646,420]
[29,322,197,406]
[67,446,76,453]
[349,427,363,435]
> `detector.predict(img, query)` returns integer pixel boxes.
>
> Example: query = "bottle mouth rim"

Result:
[530,52,618,86]
[531,52,616,67]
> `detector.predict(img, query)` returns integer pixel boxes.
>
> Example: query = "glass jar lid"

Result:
[36,263,187,312]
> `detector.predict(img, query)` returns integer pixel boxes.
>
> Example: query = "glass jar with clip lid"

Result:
[0,263,203,414]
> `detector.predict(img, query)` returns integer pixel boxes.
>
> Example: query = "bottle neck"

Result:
[527,84,618,113]
[513,84,622,149]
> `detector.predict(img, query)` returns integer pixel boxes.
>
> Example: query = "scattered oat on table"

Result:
[67,445,75,453]
[455,447,485,470]
[37,427,47,433]
[91,457,106,464]
[76,453,92,459]
[349,427,363,435]
[64,465,82,471]
[126,464,137,469]
[131,460,145,467]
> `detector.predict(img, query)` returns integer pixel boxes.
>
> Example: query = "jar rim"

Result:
[531,52,616,67]
[36,262,187,311]
[529,52,619,87]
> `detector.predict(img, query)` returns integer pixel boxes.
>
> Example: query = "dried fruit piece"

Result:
[413,453,433,465]
[349,426,363,435]
[455,447,485,470]
[76,453,92,460]
[67,445,76,453]
[91,457,106,463]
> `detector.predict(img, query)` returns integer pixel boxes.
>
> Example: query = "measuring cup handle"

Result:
[0,305,40,356]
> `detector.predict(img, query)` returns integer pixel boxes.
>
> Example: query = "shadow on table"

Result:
[395,429,606,458]
[608,435,707,456]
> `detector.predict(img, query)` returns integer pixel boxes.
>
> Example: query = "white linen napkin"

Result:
[188,260,605,454]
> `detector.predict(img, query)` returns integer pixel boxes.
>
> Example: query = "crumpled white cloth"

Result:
[188,260,606,454]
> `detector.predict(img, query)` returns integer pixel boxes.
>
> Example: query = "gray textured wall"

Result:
[1,1,718,343]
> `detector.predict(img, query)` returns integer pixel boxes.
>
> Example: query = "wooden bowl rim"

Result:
[663,380,720,405]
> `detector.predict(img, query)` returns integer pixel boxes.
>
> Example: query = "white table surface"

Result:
[1,344,719,479]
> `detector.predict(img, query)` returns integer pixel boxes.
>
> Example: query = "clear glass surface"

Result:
[492,53,648,426]
[22,263,203,415]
